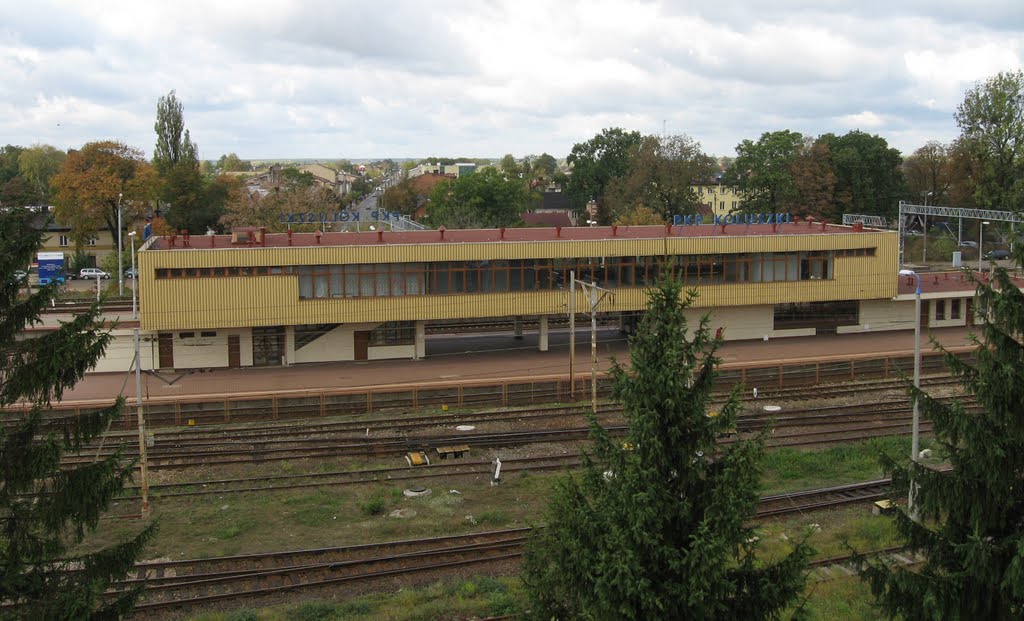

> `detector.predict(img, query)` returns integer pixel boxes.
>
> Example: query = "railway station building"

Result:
[107,217,985,372]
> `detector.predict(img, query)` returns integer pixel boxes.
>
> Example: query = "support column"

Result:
[539,315,549,352]
[513,316,523,340]
[414,321,425,360]
[283,325,295,366]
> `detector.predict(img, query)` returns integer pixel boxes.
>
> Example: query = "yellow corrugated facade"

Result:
[138,230,897,331]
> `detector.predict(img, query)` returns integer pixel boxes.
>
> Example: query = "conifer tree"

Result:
[0,207,155,620]
[521,277,813,620]
[861,262,1024,618]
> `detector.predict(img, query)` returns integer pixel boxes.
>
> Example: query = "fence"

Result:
[17,347,973,431]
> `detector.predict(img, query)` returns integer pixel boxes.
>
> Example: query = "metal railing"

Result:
[11,347,974,431]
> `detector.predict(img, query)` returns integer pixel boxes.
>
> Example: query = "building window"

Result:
[774,301,859,330]
[59,235,70,247]
[87,237,98,246]
[935,300,946,321]
[951,299,961,320]
[836,248,876,257]
[200,331,217,337]
[179,332,195,339]
[369,321,415,346]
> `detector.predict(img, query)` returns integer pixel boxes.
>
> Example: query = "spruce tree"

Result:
[521,277,813,620]
[861,262,1024,619]
[0,207,155,620]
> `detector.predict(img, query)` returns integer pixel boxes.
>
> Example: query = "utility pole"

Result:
[117,193,123,297]
[134,328,150,516]
[575,277,611,413]
[569,271,576,398]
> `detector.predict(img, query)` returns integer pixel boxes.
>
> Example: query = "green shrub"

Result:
[337,600,374,615]
[487,591,522,615]
[287,601,340,621]
[360,492,387,516]
[226,610,259,621]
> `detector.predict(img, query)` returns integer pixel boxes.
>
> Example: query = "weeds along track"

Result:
[122,481,903,615]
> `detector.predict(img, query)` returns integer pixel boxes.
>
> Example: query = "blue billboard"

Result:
[37,252,65,285]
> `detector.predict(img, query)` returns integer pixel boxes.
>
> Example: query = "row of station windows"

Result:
[152,249,875,300]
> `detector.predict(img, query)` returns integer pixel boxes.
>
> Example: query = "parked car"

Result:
[987,249,1011,260]
[959,240,977,248]
[125,267,138,279]
[12,270,27,283]
[79,267,110,280]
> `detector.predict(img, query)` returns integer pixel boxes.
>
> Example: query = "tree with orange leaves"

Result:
[50,141,156,246]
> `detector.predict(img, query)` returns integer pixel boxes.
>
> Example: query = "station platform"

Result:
[55,326,976,405]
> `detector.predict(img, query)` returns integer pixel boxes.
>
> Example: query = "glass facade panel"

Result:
[196,251,850,300]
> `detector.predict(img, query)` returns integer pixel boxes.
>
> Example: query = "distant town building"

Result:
[408,162,477,179]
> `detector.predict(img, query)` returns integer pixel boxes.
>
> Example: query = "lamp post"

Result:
[117,192,124,297]
[128,231,137,320]
[899,268,922,519]
[979,221,990,272]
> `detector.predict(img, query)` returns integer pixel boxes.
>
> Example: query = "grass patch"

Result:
[761,437,910,493]
[284,491,347,527]
[214,516,257,540]
[756,506,902,561]
[474,510,510,525]
[799,576,883,620]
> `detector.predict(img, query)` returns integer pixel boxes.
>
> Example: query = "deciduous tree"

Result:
[726,130,805,215]
[499,154,522,177]
[51,141,155,245]
[565,127,644,221]
[532,153,558,178]
[0,206,155,619]
[604,134,716,223]
[153,90,197,174]
[818,130,905,220]
[17,144,65,205]
[954,69,1024,211]
[0,145,39,207]
[902,141,953,206]
[789,139,837,220]
[521,277,813,620]
[424,167,536,229]
[154,90,216,233]
[215,153,247,173]
[380,181,420,216]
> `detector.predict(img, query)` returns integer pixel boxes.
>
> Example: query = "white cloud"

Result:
[0,0,1020,158]
[838,111,886,129]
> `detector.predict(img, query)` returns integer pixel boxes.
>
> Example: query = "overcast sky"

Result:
[1,1,1021,162]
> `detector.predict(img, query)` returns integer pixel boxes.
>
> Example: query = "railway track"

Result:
[72,388,971,473]
[118,479,899,615]
[42,300,135,314]
[123,453,582,500]
[125,528,527,615]
[757,479,892,517]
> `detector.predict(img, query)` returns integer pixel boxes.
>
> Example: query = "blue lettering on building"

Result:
[278,210,364,224]
[673,213,791,226]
